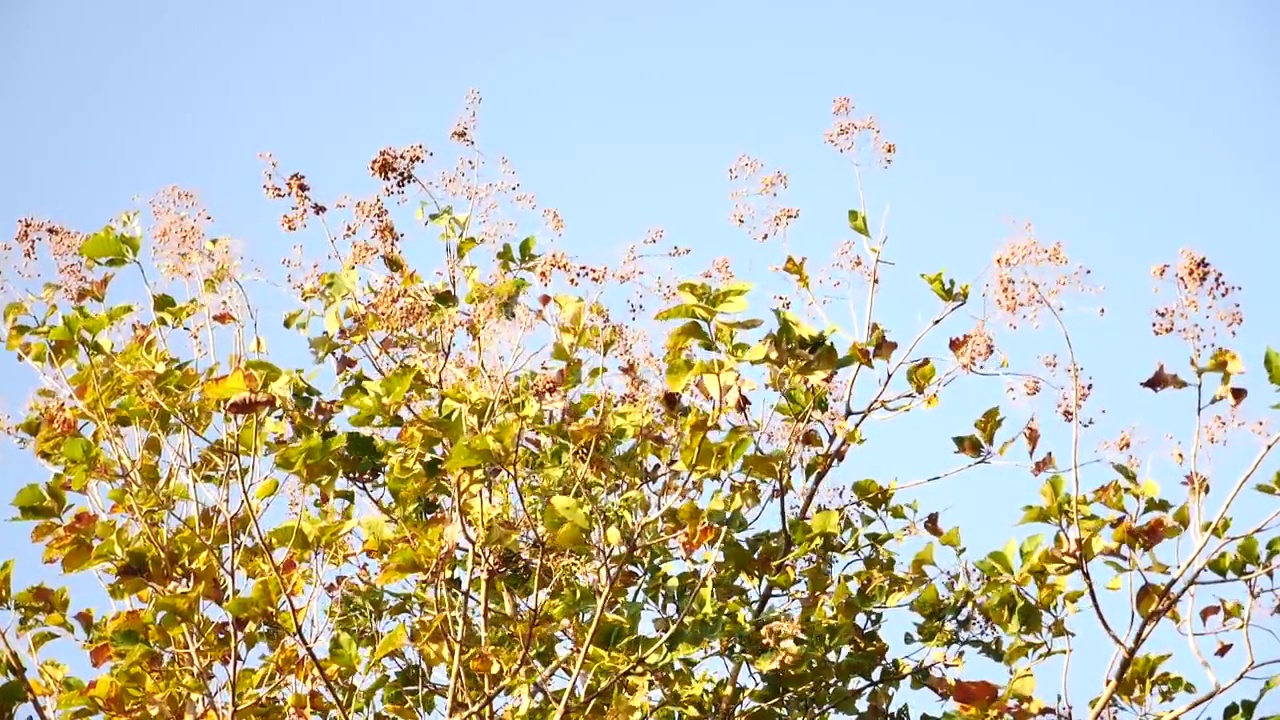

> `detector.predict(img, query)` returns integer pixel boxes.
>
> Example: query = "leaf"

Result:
[0,560,11,607]
[1199,604,1221,626]
[1140,364,1190,392]
[952,435,985,459]
[1031,452,1056,476]
[226,392,276,415]
[847,209,870,238]
[204,368,251,401]
[950,679,1000,707]
[907,359,936,395]
[973,406,1003,446]
[1007,669,1035,699]
[1135,583,1163,619]
[88,643,112,669]
[1265,347,1280,387]
[923,512,942,537]
[371,624,407,665]
[1199,348,1245,376]
[254,478,280,501]
[79,227,138,266]
[782,256,811,289]
[550,495,590,530]
[665,357,695,393]
[12,484,50,512]
[1023,419,1041,459]
[921,270,965,303]
[810,510,841,536]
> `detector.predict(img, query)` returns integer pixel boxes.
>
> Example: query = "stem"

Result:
[0,627,53,720]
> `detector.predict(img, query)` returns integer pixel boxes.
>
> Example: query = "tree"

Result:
[0,92,1277,720]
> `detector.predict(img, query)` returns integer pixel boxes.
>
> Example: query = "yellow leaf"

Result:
[371,624,407,664]
[605,526,623,547]
[553,524,587,550]
[1136,582,1163,619]
[255,478,280,501]
[204,368,250,400]
[1007,669,1035,698]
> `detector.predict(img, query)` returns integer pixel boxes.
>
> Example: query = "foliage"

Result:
[0,94,1278,720]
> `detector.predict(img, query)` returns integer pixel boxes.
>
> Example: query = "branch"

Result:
[0,626,53,720]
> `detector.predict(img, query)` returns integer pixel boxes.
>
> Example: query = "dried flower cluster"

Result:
[728,155,801,243]
[7,218,89,298]
[148,186,240,285]
[825,96,896,167]
[989,222,1097,330]
[1150,248,1243,358]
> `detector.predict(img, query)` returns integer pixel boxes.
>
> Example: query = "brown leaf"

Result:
[1030,452,1056,477]
[661,392,681,414]
[67,511,98,532]
[73,610,95,635]
[226,392,276,415]
[1214,641,1234,658]
[923,512,943,537]
[1200,605,1221,626]
[1023,418,1040,459]
[1139,363,1189,392]
[869,324,898,362]
[679,523,716,557]
[211,310,237,325]
[1134,516,1172,550]
[1182,472,1210,496]
[1213,384,1248,407]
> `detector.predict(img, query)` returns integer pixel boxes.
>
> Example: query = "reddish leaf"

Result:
[1031,452,1056,477]
[951,679,1001,707]
[924,512,943,537]
[1200,605,1221,626]
[89,642,112,668]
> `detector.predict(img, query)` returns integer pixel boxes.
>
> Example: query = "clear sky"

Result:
[2,0,1278,714]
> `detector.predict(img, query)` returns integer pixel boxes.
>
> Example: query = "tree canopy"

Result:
[1,93,1278,720]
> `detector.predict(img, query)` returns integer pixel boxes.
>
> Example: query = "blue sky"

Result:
[2,0,1278,714]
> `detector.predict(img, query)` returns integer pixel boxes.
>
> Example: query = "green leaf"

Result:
[12,484,49,511]
[1265,347,1280,388]
[907,359,936,395]
[329,631,359,669]
[847,209,870,238]
[0,560,12,607]
[952,435,985,458]
[974,406,1003,446]
[79,226,138,266]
